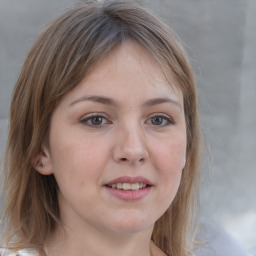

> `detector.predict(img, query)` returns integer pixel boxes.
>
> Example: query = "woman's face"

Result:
[39,42,187,236]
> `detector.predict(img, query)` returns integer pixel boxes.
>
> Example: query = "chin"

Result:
[108,212,155,234]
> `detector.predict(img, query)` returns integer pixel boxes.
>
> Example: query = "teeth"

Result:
[122,183,131,190]
[109,183,147,190]
[140,183,147,188]
[131,183,140,190]
[117,183,123,189]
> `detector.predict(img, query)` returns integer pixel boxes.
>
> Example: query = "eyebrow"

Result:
[69,95,182,109]
[69,96,119,107]
[142,97,182,109]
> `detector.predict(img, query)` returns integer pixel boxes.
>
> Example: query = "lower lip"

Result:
[104,186,152,201]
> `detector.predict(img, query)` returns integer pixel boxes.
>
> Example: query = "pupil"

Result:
[92,117,102,125]
[152,117,163,125]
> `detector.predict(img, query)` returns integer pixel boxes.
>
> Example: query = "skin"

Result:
[37,42,187,256]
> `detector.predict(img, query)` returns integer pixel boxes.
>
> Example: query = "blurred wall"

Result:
[143,0,256,253]
[0,0,255,253]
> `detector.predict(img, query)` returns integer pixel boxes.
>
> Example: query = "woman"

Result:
[0,1,200,255]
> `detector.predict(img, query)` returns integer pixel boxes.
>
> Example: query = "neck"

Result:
[43,224,159,256]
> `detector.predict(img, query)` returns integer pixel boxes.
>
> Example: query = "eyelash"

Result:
[80,113,174,128]
[146,114,174,127]
[80,114,111,128]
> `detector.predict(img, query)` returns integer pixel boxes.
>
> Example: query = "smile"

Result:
[104,176,153,200]
[106,183,147,190]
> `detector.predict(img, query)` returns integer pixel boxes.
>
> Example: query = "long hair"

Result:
[1,1,200,255]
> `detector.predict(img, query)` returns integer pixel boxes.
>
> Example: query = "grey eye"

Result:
[151,116,164,125]
[80,115,109,127]
[147,115,173,126]
[90,116,104,126]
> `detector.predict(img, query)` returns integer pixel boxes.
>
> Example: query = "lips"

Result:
[105,176,153,190]
[107,183,147,190]
[104,176,153,201]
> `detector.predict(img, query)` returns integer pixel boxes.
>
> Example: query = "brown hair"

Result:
[1,1,200,255]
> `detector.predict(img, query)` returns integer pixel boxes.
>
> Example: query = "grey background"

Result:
[0,0,255,254]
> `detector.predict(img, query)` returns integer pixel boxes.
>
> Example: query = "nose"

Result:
[112,124,149,165]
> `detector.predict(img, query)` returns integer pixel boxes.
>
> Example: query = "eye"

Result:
[80,114,110,128]
[147,115,174,126]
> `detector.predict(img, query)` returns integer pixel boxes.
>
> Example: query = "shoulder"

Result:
[194,224,253,256]
[0,248,40,256]
[150,241,167,256]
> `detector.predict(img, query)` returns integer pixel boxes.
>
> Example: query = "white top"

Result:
[0,249,39,256]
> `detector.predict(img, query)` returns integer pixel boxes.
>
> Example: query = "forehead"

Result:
[81,41,181,94]
[57,41,184,110]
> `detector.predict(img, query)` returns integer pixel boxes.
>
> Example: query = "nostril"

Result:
[119,157,144,164]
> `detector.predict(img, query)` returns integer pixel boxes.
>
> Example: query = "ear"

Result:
[33,145,53,175]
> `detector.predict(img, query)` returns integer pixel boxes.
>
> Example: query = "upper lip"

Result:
[105,176,153,186]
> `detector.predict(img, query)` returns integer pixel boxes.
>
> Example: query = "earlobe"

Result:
[33,147,53,175]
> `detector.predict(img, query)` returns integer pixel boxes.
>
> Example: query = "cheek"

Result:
[152,135,186,203]
[154,134,186,173]
[50,141,102,208]
[49,133,110,190]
